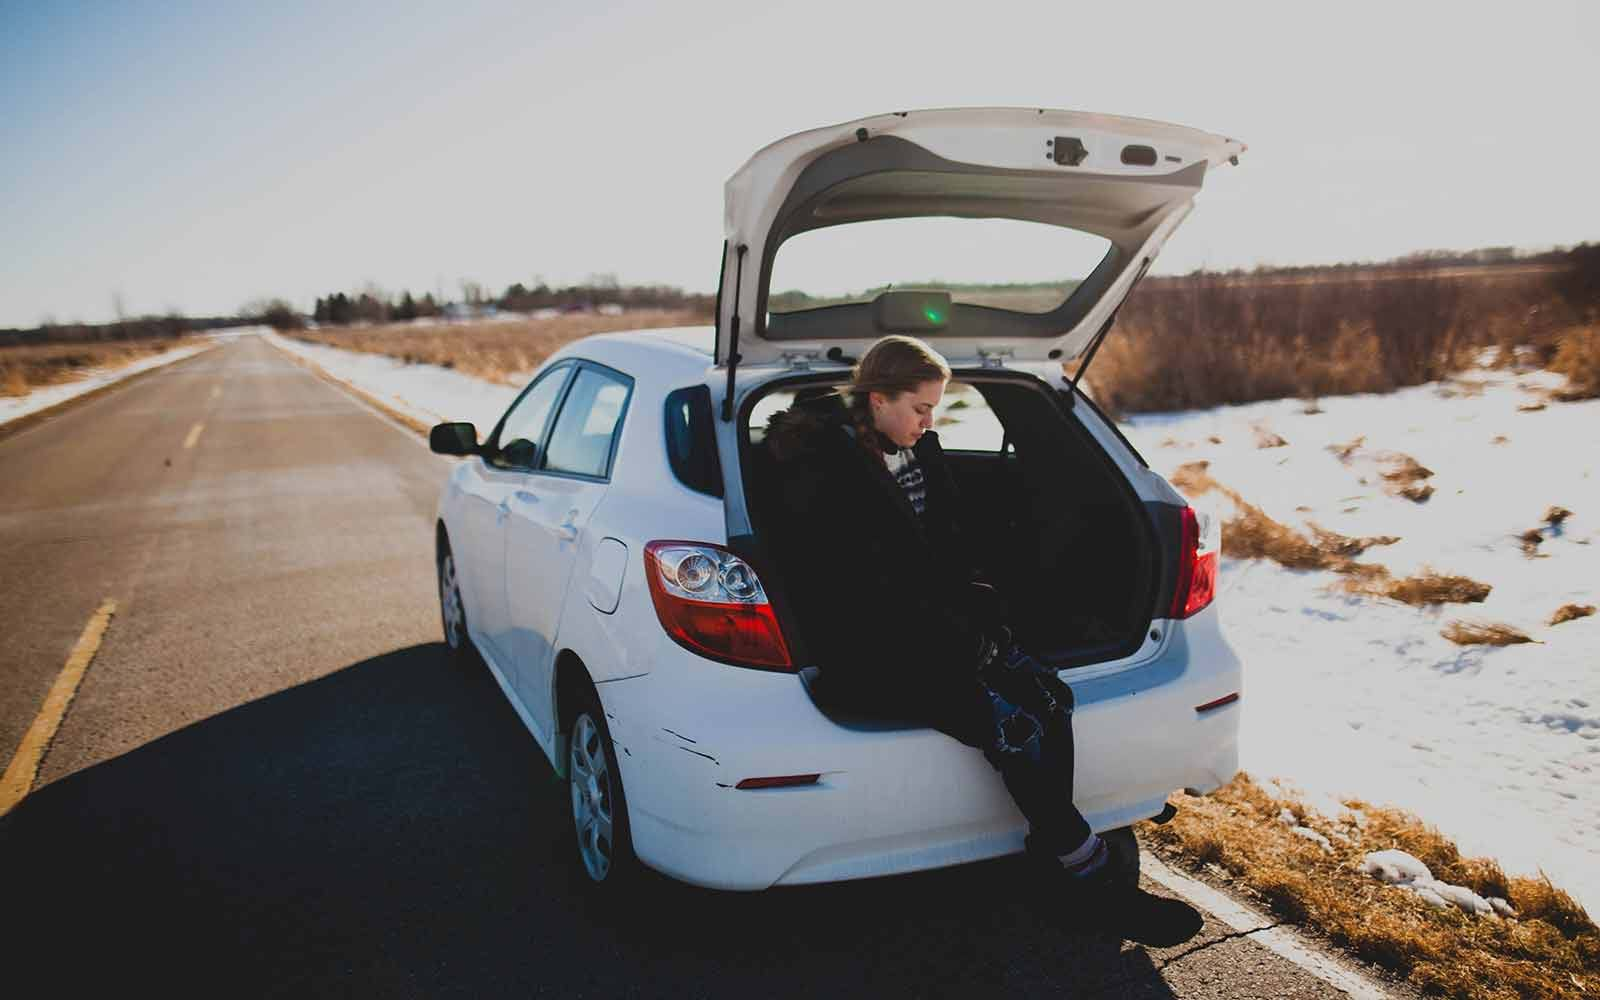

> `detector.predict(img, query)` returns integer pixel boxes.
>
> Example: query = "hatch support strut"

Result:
[1068,256,1152,399]
[721,244,749,422]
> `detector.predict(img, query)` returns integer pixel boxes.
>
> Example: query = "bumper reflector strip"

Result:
[1195,693,1240,714]
[734,774,821,790]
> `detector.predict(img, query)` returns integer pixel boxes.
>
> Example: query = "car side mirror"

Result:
[430,422,479,455]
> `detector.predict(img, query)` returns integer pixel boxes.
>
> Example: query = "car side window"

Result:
[933,382,1008,453]
[542,367,632,479]
[664,385,722,497]
[491,366,572,470]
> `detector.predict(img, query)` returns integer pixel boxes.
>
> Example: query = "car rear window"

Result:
[664,385,722,497]
[767,217,1111,317]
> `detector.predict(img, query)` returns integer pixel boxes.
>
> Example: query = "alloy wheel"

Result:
[569,713,615,881]
[439,552,465,650]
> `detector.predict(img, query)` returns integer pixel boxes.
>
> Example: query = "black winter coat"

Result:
[765,408,999,744]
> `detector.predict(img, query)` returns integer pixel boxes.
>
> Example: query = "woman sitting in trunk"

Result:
[764,340,1203,934]
[765,335,1192,932]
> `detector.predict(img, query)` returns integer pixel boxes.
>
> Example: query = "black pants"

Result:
[976,661,1093,856]
[949,583,1093,856]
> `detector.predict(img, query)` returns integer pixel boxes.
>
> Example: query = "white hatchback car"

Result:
[431,108,1245,890]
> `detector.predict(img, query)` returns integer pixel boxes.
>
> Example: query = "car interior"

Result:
[740,374,1160,682]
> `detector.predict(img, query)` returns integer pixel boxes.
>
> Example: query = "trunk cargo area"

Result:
[739,372,1160,675]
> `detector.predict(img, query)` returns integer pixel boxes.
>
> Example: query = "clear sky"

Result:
[2,0,1596,326]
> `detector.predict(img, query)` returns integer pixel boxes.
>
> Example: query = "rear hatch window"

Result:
[768,217,1112,318]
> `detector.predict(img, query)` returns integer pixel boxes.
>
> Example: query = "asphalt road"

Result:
[0,336,1376,997]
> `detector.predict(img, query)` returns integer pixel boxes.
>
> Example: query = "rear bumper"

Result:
[598,610,1241,890]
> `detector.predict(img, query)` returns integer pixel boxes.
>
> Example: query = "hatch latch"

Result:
[977,347,1014,369]
[780,349,823,371]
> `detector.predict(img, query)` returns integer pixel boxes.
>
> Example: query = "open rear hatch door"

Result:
[714,108,1244,373]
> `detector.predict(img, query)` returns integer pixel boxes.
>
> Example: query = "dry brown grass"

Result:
[0,338,183,397]
[1349,570,1493,607]
[1170,462,1339,569]
[1169,461,1497,608]
[1437,377,1488,399]
[293,310,708,383]
[1380,453,1437,504]
[1141,774,1600,999]
[1519,402,1549,413]
[1308,524,1403,559]
[1442,621,1538,646]
[1253,426,1288,448]
[1168,460,1226,498]
[1549,326,1600,400]
[1521,508,1574,557]
[1549,604,1596,626]
[1329,435,1366,463]
[1082,264,1580,415]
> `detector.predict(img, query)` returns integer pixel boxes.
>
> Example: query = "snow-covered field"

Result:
[0,335,224,428]
[1115,369,1598,913]
[249,333,1600,911]
[265,330,522,431]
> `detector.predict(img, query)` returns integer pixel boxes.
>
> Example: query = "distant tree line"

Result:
[8,242,1589,343]
[288,281,715,330]
[1145,244,1579,284]
[311,291,441,326]
[0,312,254,348]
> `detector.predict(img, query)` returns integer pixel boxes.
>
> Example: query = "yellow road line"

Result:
[0,598,118,815]
[183,422,204,449]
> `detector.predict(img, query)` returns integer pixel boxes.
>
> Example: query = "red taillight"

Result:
[644,541,793,670]
[1170,506,1218,620]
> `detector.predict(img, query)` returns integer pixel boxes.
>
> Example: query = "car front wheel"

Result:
[437,540,472,666]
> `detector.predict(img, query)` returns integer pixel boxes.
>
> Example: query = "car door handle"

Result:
[556,509,580,542]
[512,490,541,505]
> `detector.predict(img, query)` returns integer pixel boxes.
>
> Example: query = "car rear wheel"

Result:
[568,689,636,887]
[437,539,472,666]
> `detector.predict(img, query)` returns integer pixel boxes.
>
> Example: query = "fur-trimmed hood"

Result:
[763,404,837,464]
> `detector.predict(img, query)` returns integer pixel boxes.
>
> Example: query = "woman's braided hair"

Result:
[848,336,952,461]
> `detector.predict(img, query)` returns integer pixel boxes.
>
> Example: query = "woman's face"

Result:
[870,379,946,449]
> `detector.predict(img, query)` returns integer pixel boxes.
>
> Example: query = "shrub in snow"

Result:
[1549,603,1595,625]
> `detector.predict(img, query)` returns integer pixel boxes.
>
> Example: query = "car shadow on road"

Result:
[0,643,1195,998]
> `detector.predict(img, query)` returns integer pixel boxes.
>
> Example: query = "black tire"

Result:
[436,535,474,667]
[1103,826,1141,892]
[567,687,637,888]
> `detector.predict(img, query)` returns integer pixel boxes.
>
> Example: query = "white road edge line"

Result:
[260,334,450,458]
[1141,850,1392,999]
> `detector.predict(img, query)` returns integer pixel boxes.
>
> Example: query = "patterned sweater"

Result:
[883,446,928,517]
